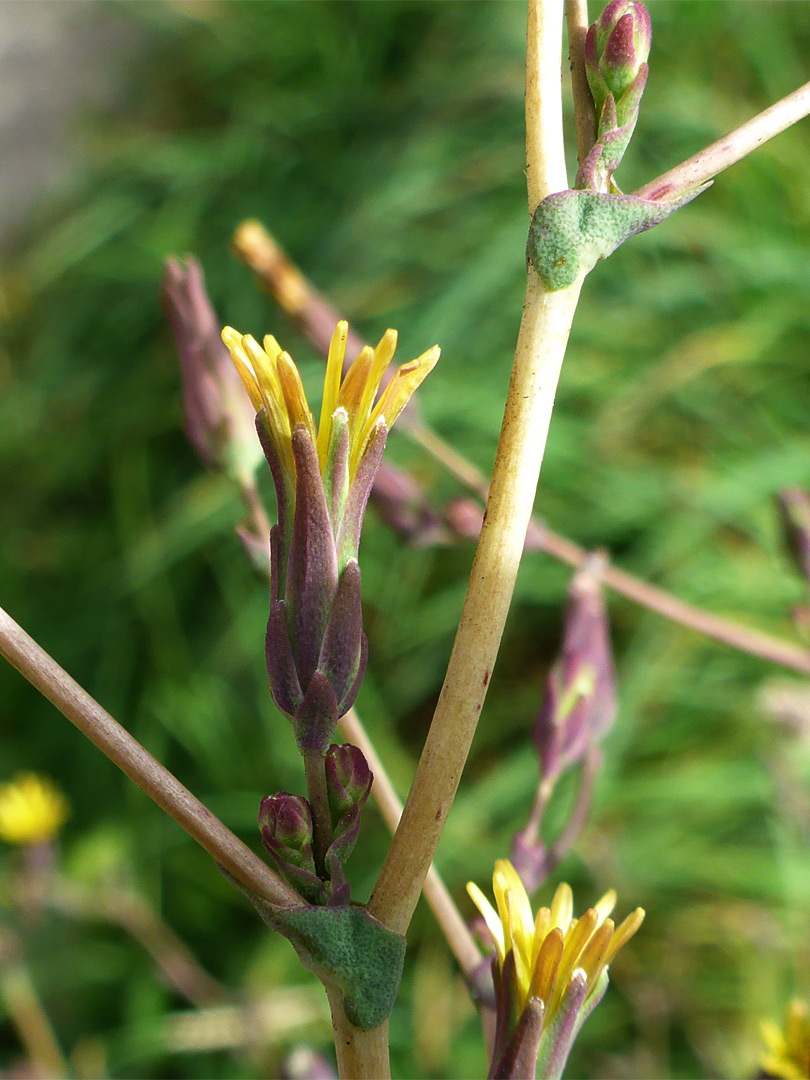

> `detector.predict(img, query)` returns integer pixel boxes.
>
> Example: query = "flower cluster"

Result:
[222,321,439,753]
[468,860,643,1076]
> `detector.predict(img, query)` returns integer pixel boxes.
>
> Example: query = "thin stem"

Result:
[45,879,226,1009]
[414,434,810,676]
[565,0,595,166]
[368,0,574,937]
[0,931,68,1079]
[339,708,482,981]
[303,749,332,878]
[545,748,601,876]
[0,605,302,909]
[634,78,810,202]
[326,986,391,1080]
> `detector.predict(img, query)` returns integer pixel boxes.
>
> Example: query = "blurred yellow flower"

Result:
[0,773,70,845]
[467,859,644,1018]
[762,999,810,1080]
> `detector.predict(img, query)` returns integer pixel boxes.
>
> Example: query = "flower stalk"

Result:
[369,0,579,938]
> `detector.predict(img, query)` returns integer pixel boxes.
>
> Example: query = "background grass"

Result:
[2,2,810,1076]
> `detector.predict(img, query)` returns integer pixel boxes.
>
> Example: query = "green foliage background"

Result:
[2,2,810,1076]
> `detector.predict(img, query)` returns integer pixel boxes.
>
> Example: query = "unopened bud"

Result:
[162,257,261,483]
[534,559,617,786]
[586,2,651,117]
[259,793,314,868]
[325,743,373,824]
[777,488,810,587]
[259,792,326,903]
[581,1,651,191]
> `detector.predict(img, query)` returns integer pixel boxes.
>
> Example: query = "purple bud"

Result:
[259,792,313,860]
[264,425,371,753]
[777,488,810,587]
[325,743,373,824]
[533,560,617,786]
[585,2,651,140]
[266,794,310,847]
[259,793,326,903]
[162,257,260,482]
[490,997,545,1080]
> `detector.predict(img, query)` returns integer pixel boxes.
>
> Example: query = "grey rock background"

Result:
[0,1,145,251]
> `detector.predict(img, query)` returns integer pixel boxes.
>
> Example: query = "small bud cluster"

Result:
[259,743,372,905]
[580,1,652,193]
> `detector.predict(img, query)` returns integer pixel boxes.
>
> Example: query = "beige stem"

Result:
[0,605,301,909]
[326,986,391,1080]
[368,0,577,939]
[634,78,810,201]
[565,0,595,165]
[339,708,482,981]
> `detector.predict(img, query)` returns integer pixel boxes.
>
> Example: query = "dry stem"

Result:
[0,605,301,909]
[635,78,810,201]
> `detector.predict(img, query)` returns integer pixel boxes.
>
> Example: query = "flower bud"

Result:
[582,2,651,191]
[325,743,373,824]
[162,257,261,484]
[259,792,314,866]
[533,561,617,787]
[259,793,325,903]
[585,2,651,116]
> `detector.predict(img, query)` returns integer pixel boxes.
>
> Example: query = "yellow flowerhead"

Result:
[220,320,439,752]
[761,999,810,1080]
[221,320,439,487]
[0,773,70,846]
[467,859,644,1019]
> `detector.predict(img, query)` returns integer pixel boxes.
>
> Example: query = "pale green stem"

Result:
[303,748,333,878]
[326,986,391,1080]
[368,0,580,937]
